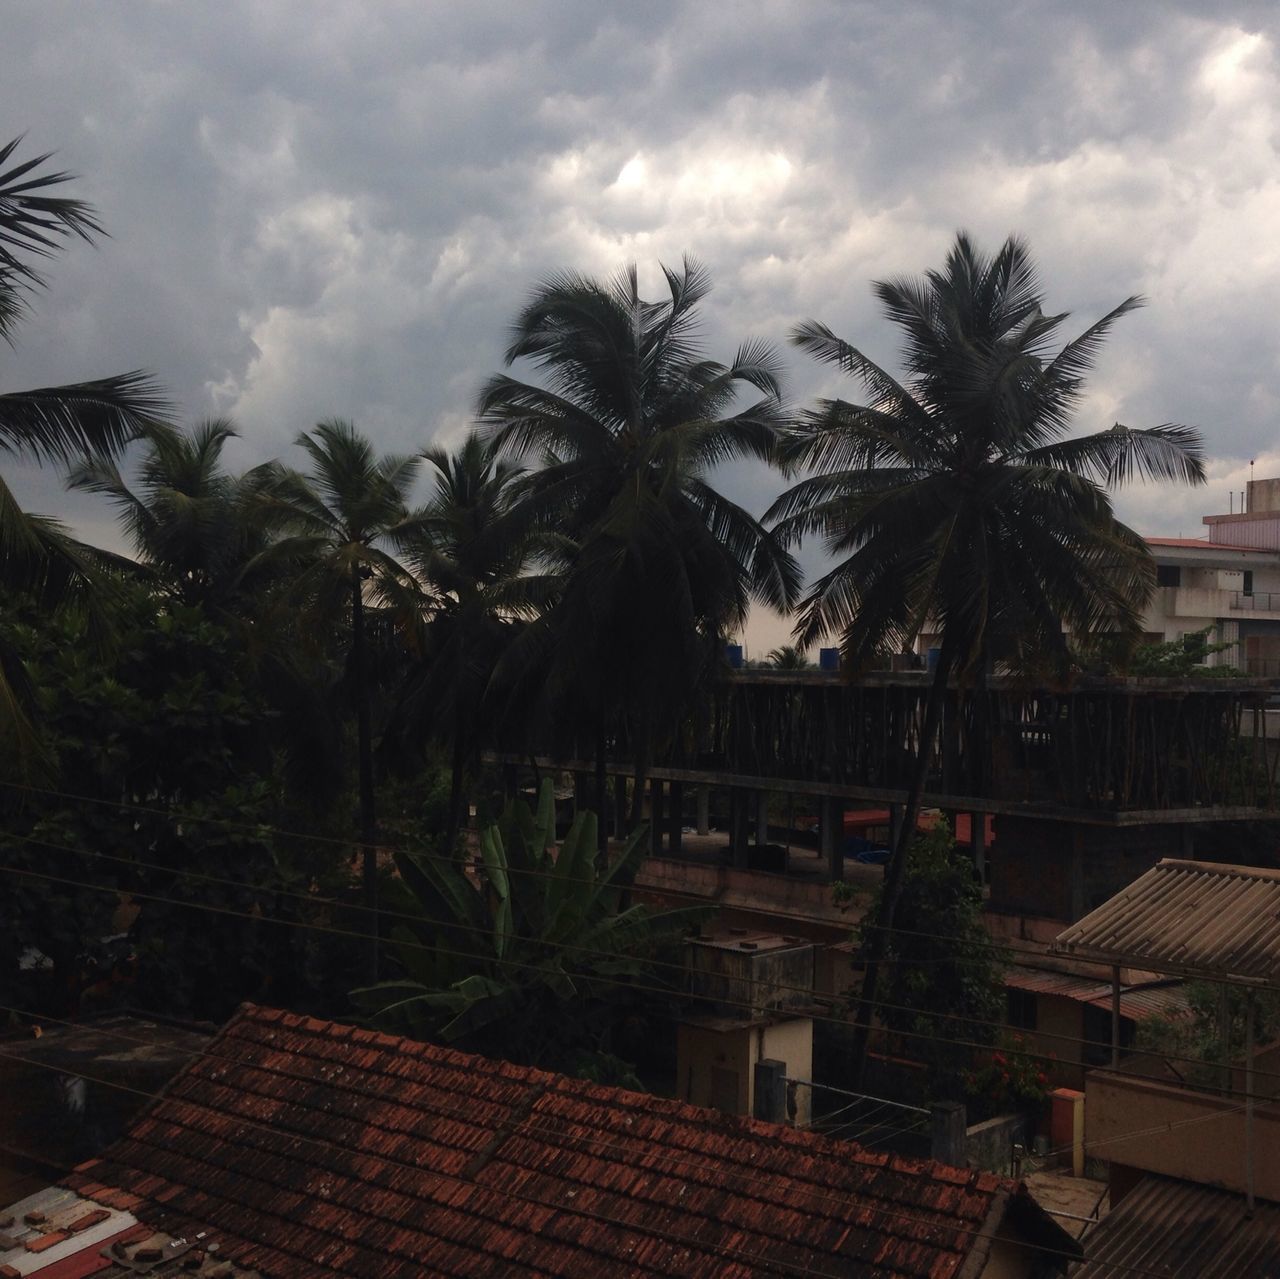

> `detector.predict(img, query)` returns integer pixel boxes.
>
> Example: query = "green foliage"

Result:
[478,259,799,768]
[964,1032,1053,1117]
[354,780,707,1079]
[0,588,354,1021]
[1136,980,1280,1089]
[855,821,1004,1099]
[1128,627,1239,677]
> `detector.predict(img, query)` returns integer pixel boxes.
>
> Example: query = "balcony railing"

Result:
[1233,591,1280,611]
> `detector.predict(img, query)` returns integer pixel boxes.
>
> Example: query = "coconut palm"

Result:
[392,430,563,850]
[258,420,424,968]
[0,137,167,756]
[769,232,1205,1081]
[66,419,281,609]
[478,259,800,831]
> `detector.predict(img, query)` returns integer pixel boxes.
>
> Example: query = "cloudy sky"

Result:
[4,1,1278,651]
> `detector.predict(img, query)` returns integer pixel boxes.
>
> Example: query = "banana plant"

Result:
[352,780,707,1071]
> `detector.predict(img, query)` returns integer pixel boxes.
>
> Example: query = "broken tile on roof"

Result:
[7,1003,1084,1277]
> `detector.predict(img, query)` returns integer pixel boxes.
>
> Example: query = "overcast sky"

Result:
[4,1,1279,651]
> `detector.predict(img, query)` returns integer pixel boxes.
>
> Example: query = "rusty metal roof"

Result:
[1053,859,1280,986]
[1074,1173,1280,1277]
[1003,969,1190,1023]
[56,1004,1078,1278]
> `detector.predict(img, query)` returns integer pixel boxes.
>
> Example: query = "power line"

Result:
[0,1009,1199,1279]
[0,1042,841,1279]
[3,814,1274,1092]
[6,851,1279,1105]
[0,777,1173,978]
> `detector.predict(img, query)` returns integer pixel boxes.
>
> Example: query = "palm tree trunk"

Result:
[848,639,953,1086]
[447,708,467,857]
[595,708,608,855]
[351,572,379,981]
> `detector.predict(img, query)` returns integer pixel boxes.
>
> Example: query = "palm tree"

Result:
[768,232,1205,1082]
[392,430,562,850]
[66,419,278,609]
[0,137,167,755]
[260,420,423,970]
[767,644,812,670]
[478,259,800,833]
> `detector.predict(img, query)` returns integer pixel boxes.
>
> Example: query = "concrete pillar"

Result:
[821,796,843,882]
[613,774,627,839]
[889,802,904,852]
[930,1102,967,1168]
[971,812,987,884]
[755,790,770,847]
[730,789,749,869]
[649,777,664,855]
[1110,965,1122,1069]
[668,780,684,855]
[1247,991,1257,1213]
[753,1058,788,1124]
[696,786,711,836]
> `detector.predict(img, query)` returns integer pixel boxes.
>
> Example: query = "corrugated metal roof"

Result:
[1074,1173,1280,1277]
[53,1004,1079,1278]
[1004,969,1190,1023]
[1054,859,1280,985]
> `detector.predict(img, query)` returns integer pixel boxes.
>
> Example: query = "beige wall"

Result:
[676,1017,813,1126]
[1087,1070,1280,1201]
[1025,994,1088,1090]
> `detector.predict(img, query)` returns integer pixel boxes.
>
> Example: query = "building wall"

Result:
[675,1017,813,1126]
[990,819,1185,923]
[1029,995,1088,1089]
[1087,1069,1280,1201]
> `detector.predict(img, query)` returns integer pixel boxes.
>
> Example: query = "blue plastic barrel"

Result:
[818,647,840,672]
[725,643,744,669]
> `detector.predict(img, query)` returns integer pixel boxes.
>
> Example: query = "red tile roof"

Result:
[64,1005,1073,1277]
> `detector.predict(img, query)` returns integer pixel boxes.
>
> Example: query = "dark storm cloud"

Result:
[4,1,1278,645]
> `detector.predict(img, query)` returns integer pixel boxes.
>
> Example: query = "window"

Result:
[1006,988,1037,1031]
[1156,564,1181,588]
[1244,570,1254,596]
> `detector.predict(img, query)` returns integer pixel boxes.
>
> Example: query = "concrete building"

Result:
[1144,477,1280,673]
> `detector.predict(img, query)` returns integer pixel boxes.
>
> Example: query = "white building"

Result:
[1145,477,1280,674]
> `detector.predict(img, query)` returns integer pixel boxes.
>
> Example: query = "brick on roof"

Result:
[63,1004,1072,1278]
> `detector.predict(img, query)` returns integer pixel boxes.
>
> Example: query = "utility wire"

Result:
[0,1043,842,1279]
[5,852,1278,1107]
[3,824,1274,1094]
[0,1011,1202,1279]
[0,777,1172,977]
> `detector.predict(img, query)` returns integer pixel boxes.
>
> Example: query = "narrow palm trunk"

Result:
[595,709,608,855]
[848,642,953,1086]
[446,707,467,857]
[351,573,379,981]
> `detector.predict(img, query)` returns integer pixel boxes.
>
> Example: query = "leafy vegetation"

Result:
[2,138,1230,1106]
[772,232,1206,1082]
[353,780,706,1079]
[854,821,1004,1100]
[1136,980,1280,1090]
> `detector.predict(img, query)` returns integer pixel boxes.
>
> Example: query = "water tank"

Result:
[818,647,840,671]
[926,646,942,672]
[724,643,744,669]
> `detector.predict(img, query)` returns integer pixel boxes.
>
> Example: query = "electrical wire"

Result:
[0,1010,1207,1279]
[0,777,1185,979]
[0,1044,841,1279]
[5,827,1277,1097]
